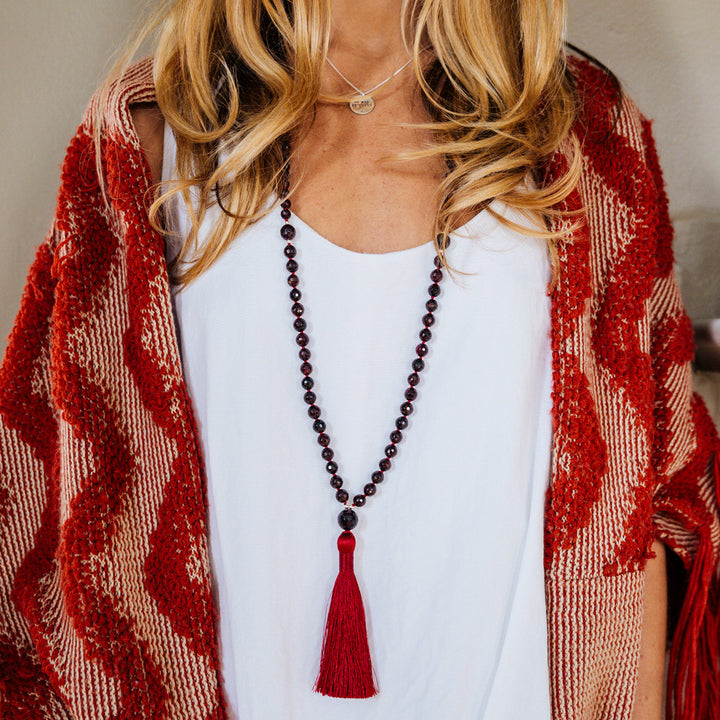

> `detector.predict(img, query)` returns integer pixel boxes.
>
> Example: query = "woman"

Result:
[0,1,718,718]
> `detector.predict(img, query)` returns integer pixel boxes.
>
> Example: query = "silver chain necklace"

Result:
[325,56,414,115]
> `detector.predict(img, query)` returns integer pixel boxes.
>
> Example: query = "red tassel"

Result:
[666,449,720,720]
[314,531,377,698]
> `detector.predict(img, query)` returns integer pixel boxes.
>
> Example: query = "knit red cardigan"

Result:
[0,55,718,720]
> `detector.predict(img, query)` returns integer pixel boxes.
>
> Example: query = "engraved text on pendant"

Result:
[349,96,375,115]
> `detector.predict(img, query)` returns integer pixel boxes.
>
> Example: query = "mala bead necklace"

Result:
[279,143,447,698]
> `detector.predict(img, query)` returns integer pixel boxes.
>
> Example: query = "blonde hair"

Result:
[97,0,581,287]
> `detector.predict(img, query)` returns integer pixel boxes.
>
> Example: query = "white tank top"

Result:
[162,123,553,720]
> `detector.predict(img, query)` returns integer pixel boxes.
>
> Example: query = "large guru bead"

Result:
[338,508,358,530]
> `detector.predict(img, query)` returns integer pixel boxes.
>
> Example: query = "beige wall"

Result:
[2,1,719,349]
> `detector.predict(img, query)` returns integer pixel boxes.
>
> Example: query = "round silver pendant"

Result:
[348,96,375,115]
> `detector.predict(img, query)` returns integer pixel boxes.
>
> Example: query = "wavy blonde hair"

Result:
[99,0,581,286]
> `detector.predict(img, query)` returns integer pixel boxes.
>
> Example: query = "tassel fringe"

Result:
[314,531,377,698]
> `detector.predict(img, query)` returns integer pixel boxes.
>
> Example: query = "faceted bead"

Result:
[395,416,408,430]
[326,460,338,474]
[330,475,343,488]
[291,302,304,316]
[433,255,443,268]
[317,433,330,447]
[283,242,297,256]
[299,348,311,361]
[390,429,403,443]
[423,313,435,327]
[281,199,291,210]
[304,391,316,404]
[336,489,349,504]
[428,283,441,297]
[308,405,321,419]
[286,259,298,273]
[300,362,312,375]
[281,208,291,220]
[338,508,358,530]
[379,458,392,471]
[416,343,428,357]
[430,268,443,283]
[385,444,397,458]
[281,225,296,241]
[412,358,425,372]
[353,495,366,507]
[293,317,306,331]
[302,377,314,390]
[364,483,377,496]
[321,447,334,461]
[290,288,302,302]
[405,387,417,401]
[419,328,432,342]
[426,298,438,312]
[288,274,299,287]
[313,419,326,433]
[296,332,309,347]
[371,471,384,484]
[401,401,414,415]
[408,372,419,386]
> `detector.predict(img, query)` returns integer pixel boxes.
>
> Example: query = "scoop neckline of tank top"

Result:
[286,204,496,260]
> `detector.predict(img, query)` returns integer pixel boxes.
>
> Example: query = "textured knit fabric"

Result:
[164,118,553,719]
[0,54,719,720]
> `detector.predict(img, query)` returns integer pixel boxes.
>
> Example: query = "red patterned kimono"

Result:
[0,55,718,719]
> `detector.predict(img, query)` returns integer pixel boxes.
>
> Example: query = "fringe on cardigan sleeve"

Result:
[0,222,73,717]
[643,118,720,720]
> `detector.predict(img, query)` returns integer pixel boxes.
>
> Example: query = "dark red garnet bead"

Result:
[291,302,304,316]
[326,460,338,473]
[281,199,291,210]
[416,343,428,357]
[293,317,306,331]
[299,348,311,361]
[296,333,309,347]
[331,475,343,488]
[405,387,417,401]
[286,259,298,273]
[339,508,358,530]
[395,416,408,430]
[313,419,326,432]
[423,313,435,327]
[284,242,297,256]
[304,391,316,404]
[412,358,425,372]
[401,402,414,416]
[336,489,349,504]
[302,377,314,390]
[408,372,419,386]
[430,268,443,283]
[288,274,299,287]
[300,362,312,375]
[322,447,334,460]
[371,471,384,484]
[364,483,377,495]
[379,458,391,471]
[317,433,330,447]
[281,208,291,220]
[385,444,397,458]
[390,429,403,443]
[426,298,438,312]
[353,495,366,507]
[281,225,296,241]
[419,328,432,342]
[308,405,321,419]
